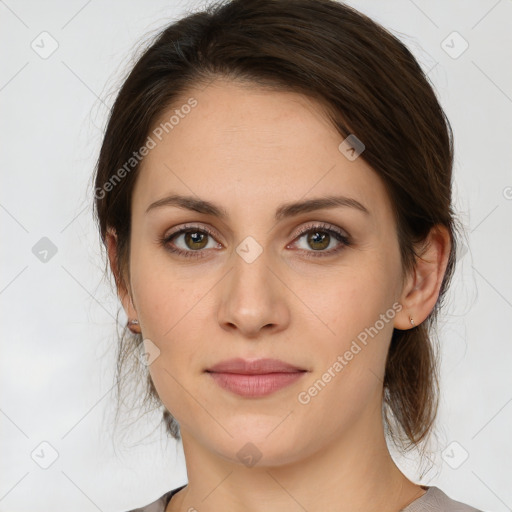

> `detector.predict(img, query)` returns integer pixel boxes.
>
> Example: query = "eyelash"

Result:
[159,222,351,260]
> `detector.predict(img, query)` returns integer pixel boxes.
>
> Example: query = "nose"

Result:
[217,248,290,339]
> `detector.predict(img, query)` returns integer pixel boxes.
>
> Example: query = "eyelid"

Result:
[290,221,349,242]
[163,222,220,242]
[163,221,348,242]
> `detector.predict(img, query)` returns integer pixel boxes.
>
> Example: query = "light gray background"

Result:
[1,1,511,511]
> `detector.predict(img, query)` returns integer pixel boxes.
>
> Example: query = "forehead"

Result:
[132,79,391,225]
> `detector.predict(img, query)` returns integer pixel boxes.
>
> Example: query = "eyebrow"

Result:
[145,194,370,220]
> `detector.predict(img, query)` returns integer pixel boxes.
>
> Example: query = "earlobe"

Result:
[394,225,451,330]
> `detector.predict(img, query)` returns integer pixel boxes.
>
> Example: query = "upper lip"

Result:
[206,358,306,374]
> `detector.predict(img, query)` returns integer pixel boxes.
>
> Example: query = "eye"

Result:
[159,222,351,260]
[288,222,351,258]
[160,224,221,259]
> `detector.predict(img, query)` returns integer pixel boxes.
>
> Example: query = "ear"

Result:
[394,224,451,330]
[105,228,138,322]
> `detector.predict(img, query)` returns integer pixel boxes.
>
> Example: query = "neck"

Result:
[168,403,425,512]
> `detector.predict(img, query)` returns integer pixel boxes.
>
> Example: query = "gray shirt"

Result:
[127,484,484,512]
[400,486,483,511]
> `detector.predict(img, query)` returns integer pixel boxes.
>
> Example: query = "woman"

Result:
[93,0,483,510]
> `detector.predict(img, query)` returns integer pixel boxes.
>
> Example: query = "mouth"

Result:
[205,358,308,398]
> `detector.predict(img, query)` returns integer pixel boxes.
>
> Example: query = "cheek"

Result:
[317,268,394,336]
[130,244,203,338]
[130,257,218,385]
[136,277,205,348]
[135,272,211,425]
[306,259,399,377]
[295,277,396,430]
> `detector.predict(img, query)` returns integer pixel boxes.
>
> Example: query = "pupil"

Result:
[309,231,329,250]
[186,231,206,249]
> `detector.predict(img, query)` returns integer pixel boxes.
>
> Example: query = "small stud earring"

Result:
[128,319,140,333]
[409,316,415,326]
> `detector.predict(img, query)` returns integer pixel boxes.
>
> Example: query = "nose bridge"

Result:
[217,237,289,336]
[233,240,273,298]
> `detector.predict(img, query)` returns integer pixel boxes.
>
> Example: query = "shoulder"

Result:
[123,484,187,512]
[401,486,484,512]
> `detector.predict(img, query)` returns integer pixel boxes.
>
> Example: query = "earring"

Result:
[409,316,415,327]
[128,319,140,334]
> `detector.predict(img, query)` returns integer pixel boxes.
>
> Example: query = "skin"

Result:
[106,78,450,512]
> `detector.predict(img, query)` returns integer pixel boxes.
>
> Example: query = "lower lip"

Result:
[207,371,306,397]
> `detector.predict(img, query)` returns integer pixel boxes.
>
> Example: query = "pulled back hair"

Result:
[93,0,461,459]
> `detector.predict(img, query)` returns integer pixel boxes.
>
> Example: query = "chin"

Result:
[204,420,310,469]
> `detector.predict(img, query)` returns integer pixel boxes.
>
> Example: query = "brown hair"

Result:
[93,0,461,458]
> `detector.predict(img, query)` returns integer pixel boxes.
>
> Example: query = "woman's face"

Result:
[120,79,408,465]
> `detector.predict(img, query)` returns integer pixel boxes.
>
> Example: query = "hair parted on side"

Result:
[92,0,461,462]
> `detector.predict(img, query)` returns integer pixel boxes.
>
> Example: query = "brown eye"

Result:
[291,223,351,258]
[161,224,221,259]
[305,230,331,251]
[183,230,209,250]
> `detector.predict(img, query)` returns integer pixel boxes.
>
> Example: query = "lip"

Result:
[206,357,306,374]
[205,358,307,398]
